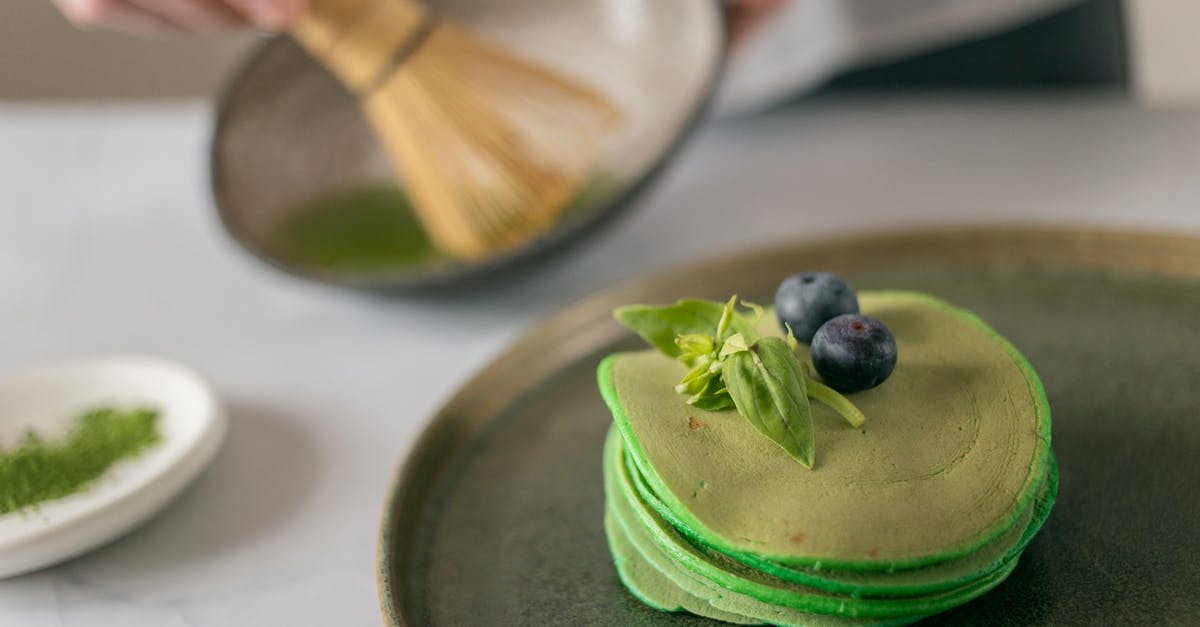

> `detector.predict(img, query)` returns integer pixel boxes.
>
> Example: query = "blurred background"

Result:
[0,0,250,100]
[1,0,1195,106]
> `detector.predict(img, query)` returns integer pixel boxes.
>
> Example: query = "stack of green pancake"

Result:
[599,292,1057,626]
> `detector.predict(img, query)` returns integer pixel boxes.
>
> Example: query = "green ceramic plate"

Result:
[378,228,1200,625]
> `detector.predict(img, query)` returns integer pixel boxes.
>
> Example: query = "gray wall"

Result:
[0,0,250,100]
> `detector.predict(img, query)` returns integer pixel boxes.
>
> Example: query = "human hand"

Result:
[58,0,786,42]
[54,0,306,35]
[727,0,789,51]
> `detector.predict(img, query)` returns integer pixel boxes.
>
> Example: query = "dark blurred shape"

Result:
[830,0,1127,89]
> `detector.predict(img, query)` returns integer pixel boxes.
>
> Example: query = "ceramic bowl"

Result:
[0,356,226,578]
[211,0,726,292]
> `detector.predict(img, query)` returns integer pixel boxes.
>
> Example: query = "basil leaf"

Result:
[675,333,715,360]
[690,390,736,411]
[684,374,733,408]
[719,333,750,359]
[675,356,717,396]
[742,300,765,326]
[614,299,758,358]
[806,378,866,428]
[715,295,738,342]
[722,336,815,468]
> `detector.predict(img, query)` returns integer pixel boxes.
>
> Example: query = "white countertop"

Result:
[1,93,1199,626]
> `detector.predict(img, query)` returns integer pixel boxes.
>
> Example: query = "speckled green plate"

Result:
[378,228,1200,625]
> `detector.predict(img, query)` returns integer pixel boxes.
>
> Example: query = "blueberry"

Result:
[775,272,859,343]
[811,314,897,393]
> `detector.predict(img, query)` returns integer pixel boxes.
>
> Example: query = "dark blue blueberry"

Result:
[775,272,859,343]
[811,314,897,393]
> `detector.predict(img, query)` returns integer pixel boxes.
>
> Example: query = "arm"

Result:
[53,0,306,34]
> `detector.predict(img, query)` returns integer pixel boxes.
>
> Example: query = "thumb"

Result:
[226,0,307,29]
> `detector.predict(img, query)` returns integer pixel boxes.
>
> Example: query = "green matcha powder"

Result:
[0,407,162,515]
[269,176,618,274]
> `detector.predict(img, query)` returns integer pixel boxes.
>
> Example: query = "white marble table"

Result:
[1,94,1199,626]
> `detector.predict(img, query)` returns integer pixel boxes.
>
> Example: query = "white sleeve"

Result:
[715,0,1082,118]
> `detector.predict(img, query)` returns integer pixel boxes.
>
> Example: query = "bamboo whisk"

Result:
[291,0,622,260]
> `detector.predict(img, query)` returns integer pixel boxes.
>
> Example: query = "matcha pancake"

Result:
[620,436,1059,598]
[605,510,762,625]
[604,513,918,627]
[604,428,1054,621]
[604,432,923,626]
[601,292,1052,570]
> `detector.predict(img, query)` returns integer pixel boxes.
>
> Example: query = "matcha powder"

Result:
[0,407,162,515]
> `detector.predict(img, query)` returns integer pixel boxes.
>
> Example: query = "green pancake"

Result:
[620,436,1058,598]
[605,510,762,625]
[600,291,1052,571]
[604,432,921,626]
[605,512,917,627]
[604,428,1052,621]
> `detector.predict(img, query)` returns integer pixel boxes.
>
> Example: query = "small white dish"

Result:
[0,356,226,579]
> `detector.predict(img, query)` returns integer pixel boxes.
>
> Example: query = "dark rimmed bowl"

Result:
[210,0,727,293]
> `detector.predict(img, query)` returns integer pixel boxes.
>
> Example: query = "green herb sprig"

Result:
[615,296,865,468]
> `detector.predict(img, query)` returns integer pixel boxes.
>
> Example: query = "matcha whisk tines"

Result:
[291,0,623,261]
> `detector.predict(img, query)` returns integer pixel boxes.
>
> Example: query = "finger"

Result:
[125,0,249,31]
[56,0,184,34]
[727,0,788,51]
[224,0,307,30]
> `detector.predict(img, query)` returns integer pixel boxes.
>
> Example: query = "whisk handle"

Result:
[291,0,433,94]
